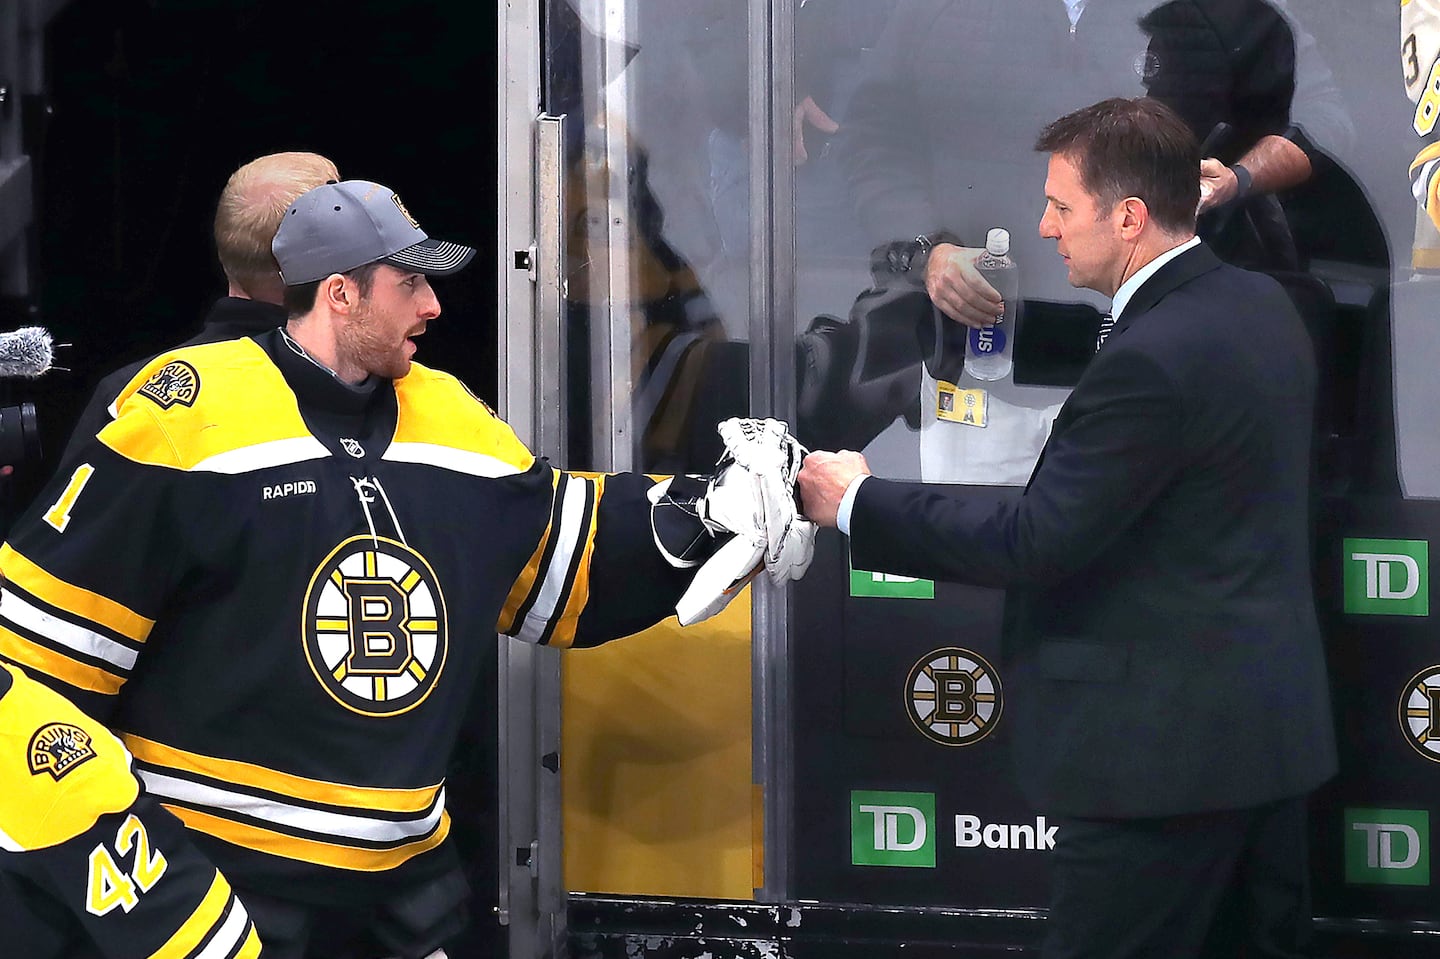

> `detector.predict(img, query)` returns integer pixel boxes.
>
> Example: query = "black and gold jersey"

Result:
[0,662,261,959]
[0,330,692,905]
[1405,0,1440,265]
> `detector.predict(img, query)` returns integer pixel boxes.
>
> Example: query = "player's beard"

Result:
[340,298,414,381]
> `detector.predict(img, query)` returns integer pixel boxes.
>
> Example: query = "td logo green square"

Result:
[848,554,934,599]
[1343,539,1428,616]
[1345,808,1429,886]
[851,790,935,867]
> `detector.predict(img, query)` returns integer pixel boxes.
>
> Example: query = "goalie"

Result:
[0,177,813,958]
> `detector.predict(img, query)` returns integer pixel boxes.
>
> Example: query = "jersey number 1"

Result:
[43,464,94,533]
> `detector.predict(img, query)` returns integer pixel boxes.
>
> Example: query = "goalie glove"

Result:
[649,418,817,626]
[712,417,816,586]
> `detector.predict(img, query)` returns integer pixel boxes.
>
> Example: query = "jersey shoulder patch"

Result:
[102,339,324,472]
[0,664,139,851]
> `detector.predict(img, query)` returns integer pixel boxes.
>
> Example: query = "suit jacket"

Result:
[850,244,1338,818]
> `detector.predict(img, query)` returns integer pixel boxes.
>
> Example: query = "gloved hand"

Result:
[711,417,815,585]
[654,418,816,626]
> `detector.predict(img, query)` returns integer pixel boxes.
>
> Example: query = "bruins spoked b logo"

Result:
[303,535,448,717]
[1399,665,1440,762]
[906,647,1002,747]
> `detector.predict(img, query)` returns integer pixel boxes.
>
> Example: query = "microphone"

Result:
[0,327,54,378]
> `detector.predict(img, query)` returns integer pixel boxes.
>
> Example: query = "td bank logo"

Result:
[1345,808,1429,886]
[851,790,935,867]
[849,555,934,599]
[1344,539,1428,616]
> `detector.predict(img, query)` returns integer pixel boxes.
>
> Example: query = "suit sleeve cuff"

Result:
[837,474,869,537]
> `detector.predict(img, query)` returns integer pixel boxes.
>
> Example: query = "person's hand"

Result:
[925,243,1006,329]
[797,449,871,528]
[1197,157,1239,214]
[793,95,840,165]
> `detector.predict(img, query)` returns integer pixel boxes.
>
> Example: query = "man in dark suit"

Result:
[798,97,1336,958]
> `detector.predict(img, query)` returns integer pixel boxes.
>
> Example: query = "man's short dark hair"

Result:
[282,262,383,318]
[1034,97,1200,234]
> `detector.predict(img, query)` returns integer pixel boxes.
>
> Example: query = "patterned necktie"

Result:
[1095,312,1116,353]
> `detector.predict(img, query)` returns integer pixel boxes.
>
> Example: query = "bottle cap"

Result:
[985,228,1010,256]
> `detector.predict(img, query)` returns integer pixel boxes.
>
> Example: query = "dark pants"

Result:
[235,867,472,959]
[1044,795,1313,959]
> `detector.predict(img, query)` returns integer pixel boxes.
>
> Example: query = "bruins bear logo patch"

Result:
[303,535,448,717]
[28,722,97,780]
[138,360,201,409]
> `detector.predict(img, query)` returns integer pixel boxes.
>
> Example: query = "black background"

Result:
[4,1,503,952]
[4,0,499,514]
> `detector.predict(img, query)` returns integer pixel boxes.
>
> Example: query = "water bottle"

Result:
[964,228,1018,381]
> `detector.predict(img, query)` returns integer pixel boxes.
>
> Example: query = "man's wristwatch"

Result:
[886,233,938,274]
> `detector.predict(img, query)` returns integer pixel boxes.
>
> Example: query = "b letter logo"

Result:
[851,790,936,868]
[1345,808,1429,886]
[1344,539,1428,616]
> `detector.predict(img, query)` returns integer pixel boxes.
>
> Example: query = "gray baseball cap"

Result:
[272,180,475,285]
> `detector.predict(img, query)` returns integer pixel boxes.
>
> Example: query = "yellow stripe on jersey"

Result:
[234,926,264,959]
[391,364,536,471]
[497,470,562,635]
[0,630,125,695]
[161,805,452,873]
[101,339,322,471]
[545,473,604,649]
[0,663,138,850]
[146,870,233,959]
[121,734,443,814]
[1,544,155,643]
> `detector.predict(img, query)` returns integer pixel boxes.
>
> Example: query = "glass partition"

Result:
[512,0,1440,948]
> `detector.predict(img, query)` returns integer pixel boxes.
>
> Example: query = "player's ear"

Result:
[320,274,353,313]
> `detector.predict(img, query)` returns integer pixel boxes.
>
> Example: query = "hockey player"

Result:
[0,178,813,958]
[1404,0,1440,265]
[0,659,261,959]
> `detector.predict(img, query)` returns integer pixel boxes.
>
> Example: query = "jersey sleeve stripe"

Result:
[0,630,125,695]
[146,869,233,959]
[381,442,528,477]
[122,734,443,813]
[0,544,155,642]
[232,926,263,959]
[159,804,452,873]
[190,891,254,959]
[0,587,139,671]
[540,474,604,650]
[513,474,593,645]
[498,469,566,636]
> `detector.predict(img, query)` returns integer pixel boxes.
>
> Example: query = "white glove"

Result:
[675,534,765,626]
[661,418,817,626]
[710,417,816,586]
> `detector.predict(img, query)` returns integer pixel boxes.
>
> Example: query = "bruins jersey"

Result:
[0,330,692,906]
[0,662,261,959]
[1404,0,1440,265]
